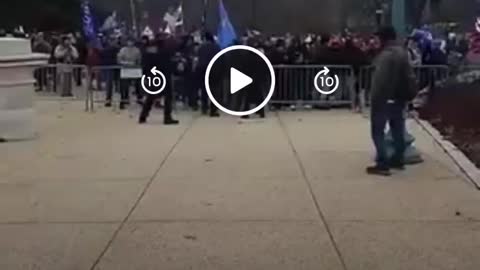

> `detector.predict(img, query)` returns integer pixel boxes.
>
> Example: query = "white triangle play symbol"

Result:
[230,67,253,94]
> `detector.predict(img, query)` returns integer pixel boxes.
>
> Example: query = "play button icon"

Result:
[204,45,276,116]
[230,68,253,94]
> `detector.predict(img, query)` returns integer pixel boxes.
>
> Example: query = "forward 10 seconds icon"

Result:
[314,66,340,95]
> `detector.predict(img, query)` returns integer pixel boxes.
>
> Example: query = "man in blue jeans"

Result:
[367,26,415,176]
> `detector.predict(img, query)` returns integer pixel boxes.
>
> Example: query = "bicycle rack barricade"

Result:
[271,65,355,108]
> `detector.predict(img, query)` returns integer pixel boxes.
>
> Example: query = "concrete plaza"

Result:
[1,100,480,270]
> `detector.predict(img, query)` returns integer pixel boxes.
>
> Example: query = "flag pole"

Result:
[180,1,185,34]
[129,0,138,37]
[202,0,208,31]
[392,0,406,37]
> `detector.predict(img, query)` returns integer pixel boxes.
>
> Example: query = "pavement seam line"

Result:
[275,112,349,270]
[3,218,479,226]
[89,117,197,270]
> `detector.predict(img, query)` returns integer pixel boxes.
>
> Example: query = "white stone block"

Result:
[0,37,48,141]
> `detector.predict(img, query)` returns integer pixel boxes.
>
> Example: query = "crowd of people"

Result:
[26,27,471,69]
[8,26,469,123]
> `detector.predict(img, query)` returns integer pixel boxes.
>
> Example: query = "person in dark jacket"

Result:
[139,37,179,125]
[185,41,200,110]
[240,41,267,119]
[73,32,86,87]
[269,39,290,65]
[102,37,120,106]
[367,26,413,176]
[197,32,221,117]
[32,32,52,91]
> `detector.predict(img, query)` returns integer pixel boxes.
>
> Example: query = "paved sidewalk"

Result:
[1,101,479,270]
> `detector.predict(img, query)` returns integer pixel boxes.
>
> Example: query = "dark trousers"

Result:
[139,81,173,121]
[119,78,141,105]
[105,70,120,102]
[74,67,82,86]
[34,68,48,91]
[371,102,406,168]
[51,66,57,92]
[241,88,265,116]
[173,76,189,104]
[200,82,219,115]
[187,74,200,109]
[198,68,221,115]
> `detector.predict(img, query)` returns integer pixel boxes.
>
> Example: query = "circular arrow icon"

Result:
[314,67,340,95]
[141,66,167,95]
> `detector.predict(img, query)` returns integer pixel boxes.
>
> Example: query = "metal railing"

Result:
[86,66,124,112]
[359,65,450,90]
[33,63,454,113]
[358,65,450,109]
[34,64,86,97]
[272,65,355,107]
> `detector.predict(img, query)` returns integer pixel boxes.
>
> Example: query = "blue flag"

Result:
[217,0,237,49]
[81,0,99,46]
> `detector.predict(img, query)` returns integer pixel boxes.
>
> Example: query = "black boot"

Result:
[388,160,405,170]
[164,117,179,125]
[210,111,220,117]
[366,165,391,176]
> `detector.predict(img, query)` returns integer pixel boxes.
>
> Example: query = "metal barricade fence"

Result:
[34,63,454,113]
[85,66,182,112]
[206,65,356,111]
[358,65,449,109]
[272,65,355,107]
[86,65,122,112]
[86,65,161,112]
[34,64,57,92]
[33,64,86,98]
[413,65,450,89]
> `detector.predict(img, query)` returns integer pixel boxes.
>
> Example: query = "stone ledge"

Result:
[0,57,49,68]
[415,118,480,189]
[0,79,36,87]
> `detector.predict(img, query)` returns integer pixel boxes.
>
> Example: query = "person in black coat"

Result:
[139,37,179,125]
[197,32,221,117]
[102,38,120,106]
[240,40,267,119]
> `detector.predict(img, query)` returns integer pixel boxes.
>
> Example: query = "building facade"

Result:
[95,0,479,35]
[95,0,344,34]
